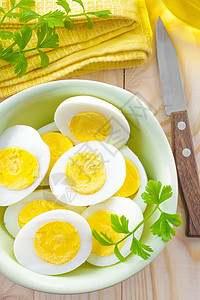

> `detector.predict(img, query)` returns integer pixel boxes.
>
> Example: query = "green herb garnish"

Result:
[92,180,182,262]
[0,0,111,77]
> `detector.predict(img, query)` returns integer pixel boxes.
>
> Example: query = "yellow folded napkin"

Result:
[0,0,152,97]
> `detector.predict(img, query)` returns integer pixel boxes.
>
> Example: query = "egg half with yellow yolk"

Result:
[14,210,92,275]
[38,122,73,186]
[115,146,148,213]
[0,126,50,206]
[4,190,87,237]
[82,197,143,266]
[49,141,126,206]
[54,96,130,149]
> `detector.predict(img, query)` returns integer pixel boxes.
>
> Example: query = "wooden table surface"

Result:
[0,0,200,299]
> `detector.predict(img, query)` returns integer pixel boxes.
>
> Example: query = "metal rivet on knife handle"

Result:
[182,148,191,157]
[178,121,186,130]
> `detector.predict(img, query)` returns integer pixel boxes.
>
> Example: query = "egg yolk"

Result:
[34,221,80,265]
[69,111,111,142]
[41,132,73,177]
[88,210,126,256]
[18,200,65,228]
[65,152,106,195]
[115,158,141,197]
[0,147,39,190]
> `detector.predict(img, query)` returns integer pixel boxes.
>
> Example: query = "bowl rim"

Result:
[0,79,178,294]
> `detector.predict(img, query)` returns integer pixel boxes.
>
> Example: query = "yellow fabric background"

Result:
[0,0,152,96]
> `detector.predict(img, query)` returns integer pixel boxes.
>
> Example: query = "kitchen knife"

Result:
[156,17,200,237]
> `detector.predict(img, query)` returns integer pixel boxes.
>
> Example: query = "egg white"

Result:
[49,141,126,206]
[82,196,144,266]
[14,209,92,275]
[54,96,130,149]
[4,190,87,237]
[0,125,50,206]
[120,146,148,213]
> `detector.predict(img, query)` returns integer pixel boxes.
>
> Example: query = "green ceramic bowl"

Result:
[0,80,178,294]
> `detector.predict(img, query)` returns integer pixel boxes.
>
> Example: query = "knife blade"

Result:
[156,17,200,237]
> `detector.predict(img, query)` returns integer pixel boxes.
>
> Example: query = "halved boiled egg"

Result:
[49,141,126,206]
[38,123,73,186]
[117,146,148,212]
[4,190,87,237]
[54,96,130,149]
[14,210,92,275]
[0,125,50,206]
[82,197,143,266]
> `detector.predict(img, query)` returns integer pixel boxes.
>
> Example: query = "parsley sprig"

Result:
[93,180,182,261]
[0,0,111,77]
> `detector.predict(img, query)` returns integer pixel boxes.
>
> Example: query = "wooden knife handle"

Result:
[171,111,200,237]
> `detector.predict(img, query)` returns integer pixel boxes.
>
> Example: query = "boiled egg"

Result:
[117,146,148,212]
[54,96,130,149]
[38,122,73,186]
[14,210,92,275]
[82,197,143,266]
[49,141,126,206]
[0,125,50,206]
[4,190,87,237]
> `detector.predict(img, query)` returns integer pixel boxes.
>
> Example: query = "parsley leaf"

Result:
[56,0,70,14]
[16,0,35,8]
[0,50,20,64]
[37,25,59,49]
[6,12,20,19]
[159,185,173,204]
[92,229,113,246]
[14,53,28,77]
[141,180,162,204]
[100,232,114,244]
[64,15,75,29]
[18,8,39,23]
[0,31,14,40]
[111,214,130,233]
[150,212,182,242]
[114,245,126,262]
[39,30,59,48]
[40,10,65,28]
[163,212,182,227]
[13,25,32,50]
[38,49,49,67]
[141,180,172,205]
[36,24,46,46]
[86,15,93,29]
[130,237,153,260]
[120,215,129,233]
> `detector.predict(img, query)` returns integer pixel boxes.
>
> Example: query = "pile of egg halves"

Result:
[0,96,148,275]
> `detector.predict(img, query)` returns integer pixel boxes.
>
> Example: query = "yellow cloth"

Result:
[0,0,152,97]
